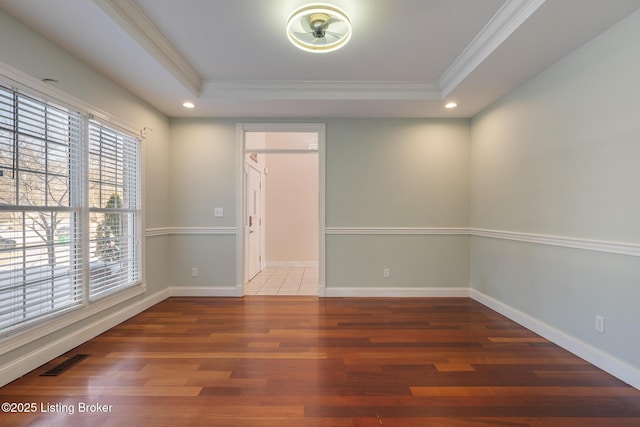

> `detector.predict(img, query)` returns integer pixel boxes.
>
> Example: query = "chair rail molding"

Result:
[471,228,640,257]
[145,227,236,237]
[325,227,469,235]
[325,227,640,257]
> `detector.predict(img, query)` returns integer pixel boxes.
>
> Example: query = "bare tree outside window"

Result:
[0,94,74,268]
[0,87,82,332]
[0,82,141,337]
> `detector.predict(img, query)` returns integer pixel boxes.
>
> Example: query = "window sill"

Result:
[0,283,146,356]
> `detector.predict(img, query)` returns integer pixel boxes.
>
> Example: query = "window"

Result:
[88,121,141,300]
[0,83,142,338]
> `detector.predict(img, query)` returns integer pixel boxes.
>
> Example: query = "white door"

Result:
[246,163,262,281]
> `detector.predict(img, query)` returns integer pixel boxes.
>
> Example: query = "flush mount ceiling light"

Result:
[287,4,352,53]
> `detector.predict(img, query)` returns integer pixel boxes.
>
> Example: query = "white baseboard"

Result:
[264,261,319,268]
[3,284,638,392]
[324,286,470,298]
[0,288,170,388]
[470,289,640,390]
[169,285,243,297]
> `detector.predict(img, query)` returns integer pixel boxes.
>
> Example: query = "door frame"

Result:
[236,123,326,296]
[245,158,264,282]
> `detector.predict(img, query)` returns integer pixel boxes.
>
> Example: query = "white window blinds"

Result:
[0,82,142,338]
[88,121,141,300]
[0,84,84,335]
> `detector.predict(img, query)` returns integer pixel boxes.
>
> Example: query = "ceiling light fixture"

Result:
[445,102,458,109]
[182,101,195,109]
[287,4,352,53]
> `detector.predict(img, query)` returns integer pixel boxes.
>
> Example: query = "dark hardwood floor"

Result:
[2,297,640,426]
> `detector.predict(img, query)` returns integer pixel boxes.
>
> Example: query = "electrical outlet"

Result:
[383,268,390,278]
[595,314,605,333]
[192,267,198,277]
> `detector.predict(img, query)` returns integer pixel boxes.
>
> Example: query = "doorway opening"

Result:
[236,123,325,296]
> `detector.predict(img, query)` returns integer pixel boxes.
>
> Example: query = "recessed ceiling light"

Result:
[287,4,352,53]
[445,102,458,109]
[182,102,195,109]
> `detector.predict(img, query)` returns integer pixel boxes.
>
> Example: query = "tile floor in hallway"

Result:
[244,267,318,296]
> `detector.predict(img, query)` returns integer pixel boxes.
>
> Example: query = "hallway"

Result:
[244,267,318,296]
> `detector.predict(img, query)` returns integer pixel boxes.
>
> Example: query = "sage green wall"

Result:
[326,120,469,227]
[325,119,470,290]
[470,10,640,368]
[168,119,238,287]
[0,8,171,372]
[168,118,471,290]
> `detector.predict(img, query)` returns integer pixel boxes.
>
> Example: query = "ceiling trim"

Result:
[92,0,203,96]
[438,0,546,97]
[201,80,441,101]
[89,0,545,106]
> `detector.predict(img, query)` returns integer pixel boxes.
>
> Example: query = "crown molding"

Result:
[438,0,546,97]
[93,0,543,104]
[93,0,202,96]
[201,80,441,101]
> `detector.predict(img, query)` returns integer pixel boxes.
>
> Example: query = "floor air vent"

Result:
[40,354,90,376]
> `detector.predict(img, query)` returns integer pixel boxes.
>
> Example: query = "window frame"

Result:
[87,119,142,302]
[0,70,145,353]
[0,87,86,336]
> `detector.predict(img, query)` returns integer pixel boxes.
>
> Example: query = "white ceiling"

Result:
[1,0,639,118]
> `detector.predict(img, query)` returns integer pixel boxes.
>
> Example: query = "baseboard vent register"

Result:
[40,354,90,377]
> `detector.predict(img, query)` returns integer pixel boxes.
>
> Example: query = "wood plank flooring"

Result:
[2,297,640,426]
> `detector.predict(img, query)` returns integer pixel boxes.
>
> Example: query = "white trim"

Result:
[236,123,326,297]
[169,285,242,298]
[202,80,440,101]
[93,0,202,96]
[470,289,640,390]
[326,227,468,235]
[318,124,326,296]
[0,61,142,138]
[0,284,146,356]
[241,149,319,155]
[238,123,327,133]
[70,1,540,105]
[325,226,640,257]
[235,124,244,295]
[472,228,640,257]
[145,227,236,237]
[265,262,319,268]
[0,286,169,387]
[325,287,470,298]
[3,284,637,393]
[74,1,544,106]
[439,0,545,97]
